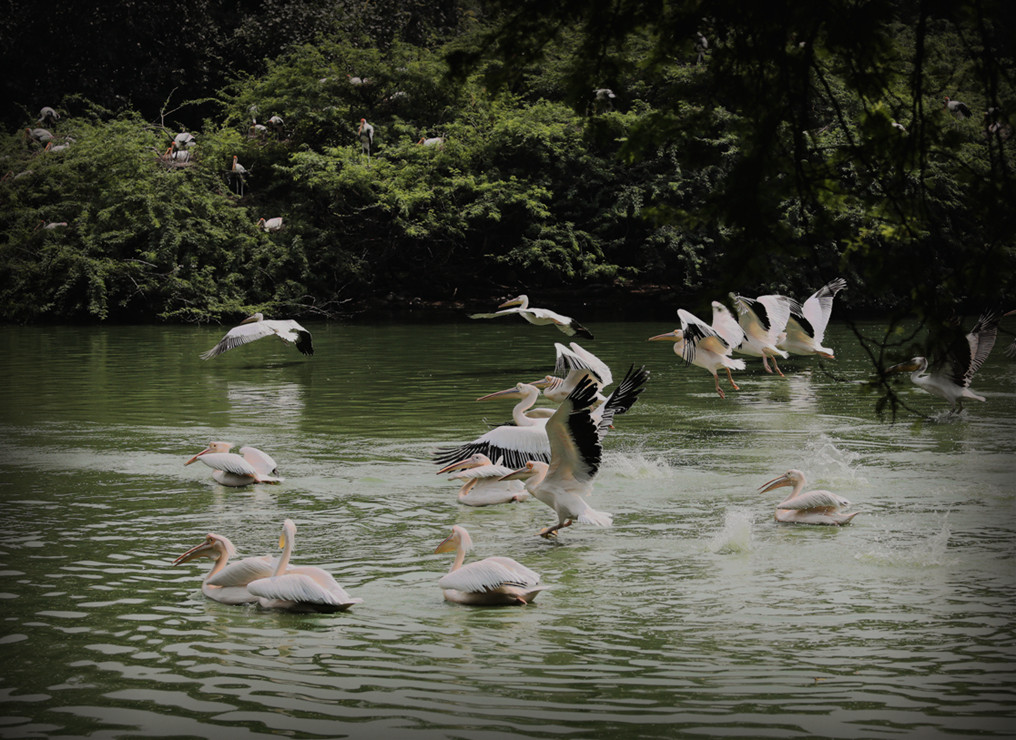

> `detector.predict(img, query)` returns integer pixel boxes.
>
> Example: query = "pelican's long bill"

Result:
[434,532,458,554]
[172,538,215,565]
[886,359,923,374]
[476,387,525,401]
[757,473,793,494]
[648,330,682,342]
[499,463,536,482]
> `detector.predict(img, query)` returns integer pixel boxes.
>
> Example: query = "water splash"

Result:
[802,434,866,485]
[602,451,675,479]
[855,515,952,567]
[707,508,755,554]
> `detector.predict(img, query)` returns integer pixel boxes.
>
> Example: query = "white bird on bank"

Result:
[470,295,594,339]
[758,469,858,525]
[200,312,313,359]
[780,278,847,357]
[436,454,530,506]
[185,441,281,485]
[502,376,613,538]
[247,519,362,612]
[434,525,546,606]
[730,293,796,375]
[172,532,276,604]
[650,308,745,399]
[887,311,1000,412]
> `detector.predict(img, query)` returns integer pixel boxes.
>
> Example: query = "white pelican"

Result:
[246,519,362,612]
[172,532,275,604]
[729,293,796,375]
[780,278,847,357]
[469,295,594,339]
[200,312,313,359]
[502,376,613,538]
[650,308,745,398]
[434,383,551,469]
[528,342,612,405]
[887,311,999,412]
[758,469,858,525]
[434,525,546,605]
[437,454,530,506]
[185,441,281,485]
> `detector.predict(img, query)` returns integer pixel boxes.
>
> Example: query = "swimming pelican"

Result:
[436,454,530,506]
[246,519,362,612]
[434,525,546,605]
[172,532,276,604]
[469,295,594,339]
[502,376,613,538]
[780,278,847,357]
[758,469,858,525]
[650,308,745,398]
[200,312,313,359]
[729,293,796,375]
[887,311,1000,412]
[433,383,551,470]
[185,441,281,485]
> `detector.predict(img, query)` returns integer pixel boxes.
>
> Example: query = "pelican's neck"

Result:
[449,541,468,573]
[513,387,541,426]
[274,528,294,576]
[205,549,230,581]
[781,479,807,503]
[524,463,550,494]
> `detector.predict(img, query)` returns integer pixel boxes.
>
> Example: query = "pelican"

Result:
[502,376,613,538]
[434,525,546,605]
[200,312,313,359]
[887,311,999,412]
[529,342,612,405]
[436,454,530,506]
[185,441,282,485]
[729,293,796,375]
[650,308,745,398]
[247,519,362,612]
[172,532,276,604]
[469,295,594,339]
[780,278,847,357]
[433,383,551,470]
[758,469,858,525]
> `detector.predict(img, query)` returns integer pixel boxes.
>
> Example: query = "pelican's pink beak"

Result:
[172,537,215,564]
[528,377,555,389]
[886,360,920,374]
[500,466,532,482]
[476,386,523,401]
[436,458,483,475]
[758,474,792,494]
[497,297,523,309]
[434,532,458,554]
[649,330,681,342]
[184,448,210,466]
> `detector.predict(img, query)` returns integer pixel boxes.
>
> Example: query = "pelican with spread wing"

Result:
[200,313,313,359]
[470,295,594,339]
[185,441,281,485]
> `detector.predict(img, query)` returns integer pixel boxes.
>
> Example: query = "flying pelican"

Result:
[434,525,546,606]
[729,293,796,375]
[529,342,612,405]
[469,295,594,339]
[436,454,530,506]
[650,308,745,398]
[185,441,282,485]
[172,532,276,604]
[433,383,551,470]
[502,376,613,538]
[257,217,284,232]
[887,311,1000,412]
[247,519,362,612]
[758,469,859,525]
[200,312,313,359]
[780,278,847,357]
[358,118,374,161]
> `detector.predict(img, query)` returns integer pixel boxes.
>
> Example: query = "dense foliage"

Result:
[2,0,1013,376]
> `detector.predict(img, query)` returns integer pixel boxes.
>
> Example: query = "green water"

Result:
[0,319,1014,739]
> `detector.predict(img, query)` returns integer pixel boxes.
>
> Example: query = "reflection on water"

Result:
[0,320,1014,738]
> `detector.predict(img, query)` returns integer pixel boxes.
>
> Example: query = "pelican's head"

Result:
[887,357,928,374]
[279,518,296,549]
[434,524,472,554]
[498,295,528,309]
[240,312,264,325]
[173,533,236,565]
[758,469,806,494]
[528,375,562,390]
[476,382,537,401]
[648,329,683,343]
[436,454,492,476]
[184,441,234,465]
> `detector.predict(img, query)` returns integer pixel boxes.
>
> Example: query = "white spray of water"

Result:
[602,451,675,479]
[707,508,755,554]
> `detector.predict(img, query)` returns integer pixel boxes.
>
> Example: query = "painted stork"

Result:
[944,96,972,118]
[758,469,859,525]
[257,217,284,232]
[200,313,313,359]
[358,118,374,161]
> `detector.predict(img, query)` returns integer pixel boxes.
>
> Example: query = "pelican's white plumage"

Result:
[529,342,612,405]
[201,312,313,359]
[436,454,529,506]
[888,311,1000,411]
[246,519,362,612]
[730,293,796,375]
[172,532,275,604]
[781,278,847,357]
[184,441,281,485]
[502,376,612,538]
[650,308,745,398]
[758,469,858,525]
[434,525,545,605]
[470,294,594,339]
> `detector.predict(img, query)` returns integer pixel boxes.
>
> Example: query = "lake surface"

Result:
[1,318,1014,739]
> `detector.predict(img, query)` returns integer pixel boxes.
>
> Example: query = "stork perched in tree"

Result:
[944,96,972,118]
